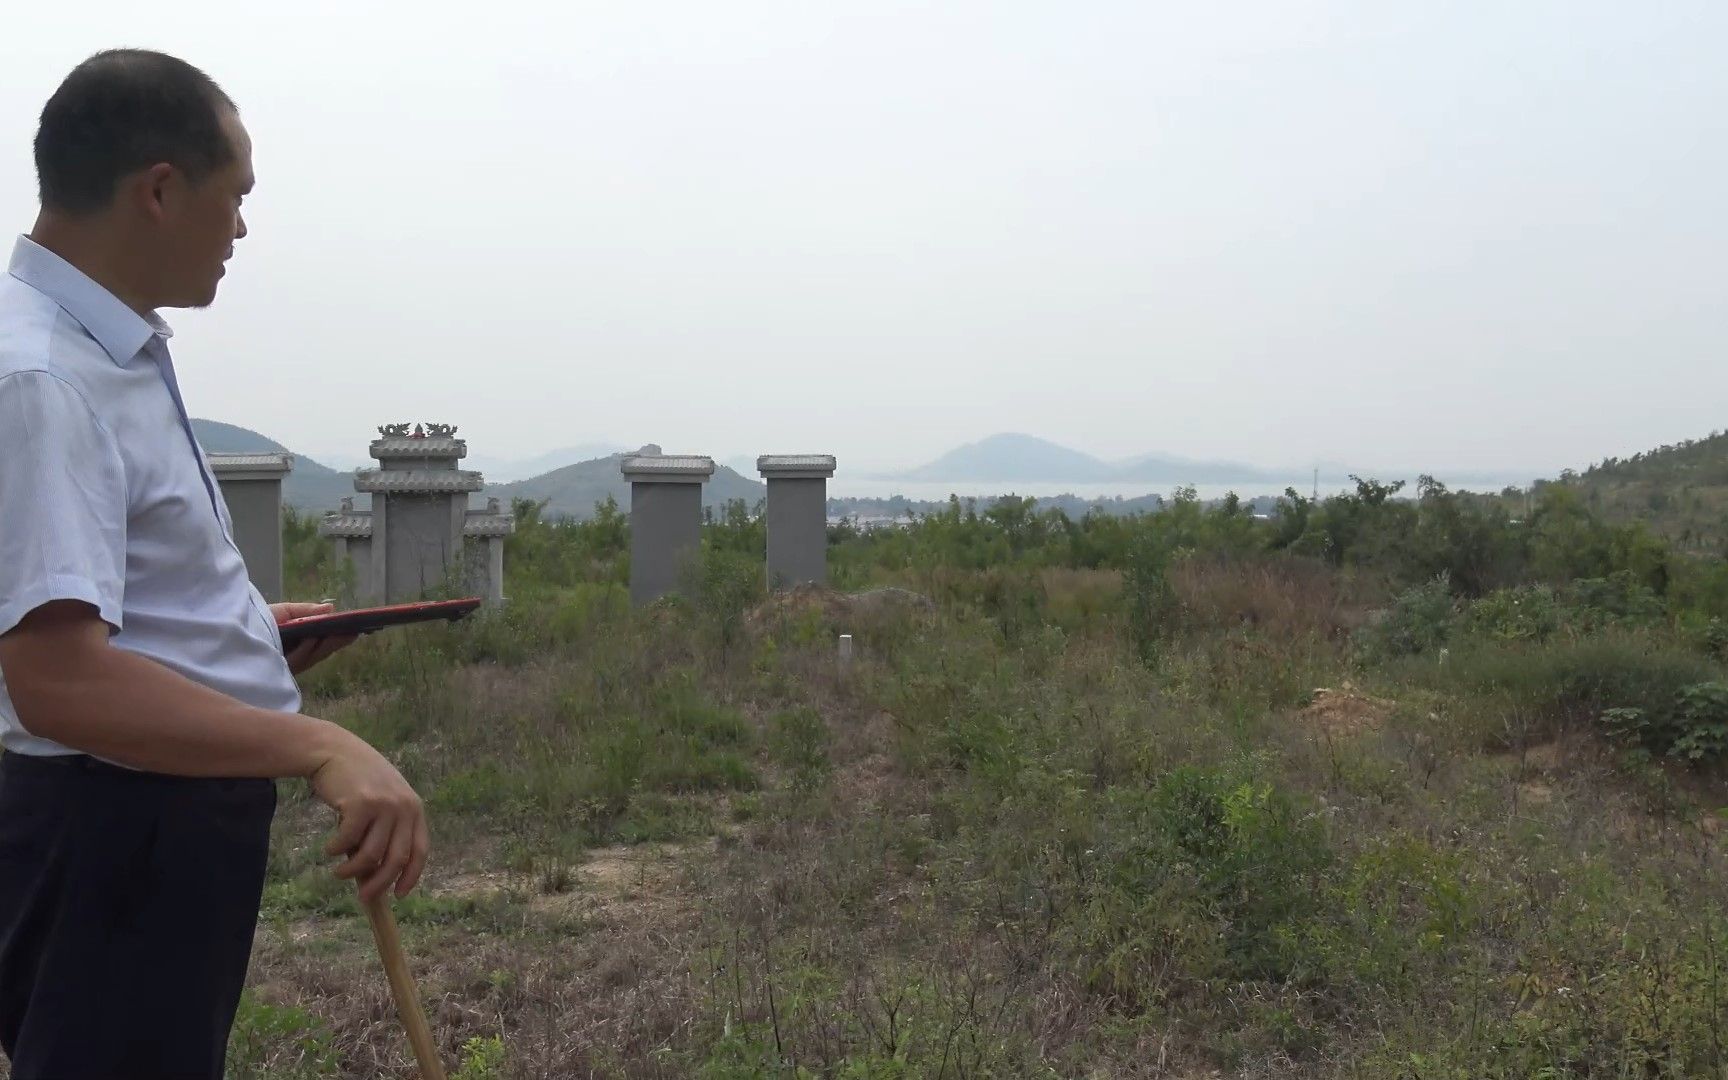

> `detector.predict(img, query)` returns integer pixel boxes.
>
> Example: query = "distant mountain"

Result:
[191,418,292,455]
[830,492,1168,521]
[190,419,359,513]
[720,455,761,478]
[1111,451,1289,485]
[465,443,627,484]
[902,433,1294,486]
[903,434,1118,482]
[487,444,766,520]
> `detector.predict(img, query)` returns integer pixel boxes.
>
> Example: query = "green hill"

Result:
[486,444,765,520]
[1552,429,1728,552]
[190,419,358,514]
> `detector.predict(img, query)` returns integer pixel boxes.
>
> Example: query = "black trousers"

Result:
[0,752,277,1080]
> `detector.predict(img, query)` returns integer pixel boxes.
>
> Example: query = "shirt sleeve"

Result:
[0,370,128,636]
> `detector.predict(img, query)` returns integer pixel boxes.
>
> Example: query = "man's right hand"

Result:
[307,726,429,902]
[1,601,431,903]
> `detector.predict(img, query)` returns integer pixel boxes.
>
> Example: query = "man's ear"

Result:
[121,163,177,222]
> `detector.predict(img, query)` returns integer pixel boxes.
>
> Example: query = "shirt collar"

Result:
[7,234,173,365]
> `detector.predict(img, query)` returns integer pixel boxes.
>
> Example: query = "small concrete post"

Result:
[838,633,854,667]
[621,454,715,605]
[207,452,293,602]
[758,455,837,589]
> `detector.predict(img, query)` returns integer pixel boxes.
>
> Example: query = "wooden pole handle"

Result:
[363,892,449,1080]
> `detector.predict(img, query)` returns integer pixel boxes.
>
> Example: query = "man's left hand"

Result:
[271,602,358,676]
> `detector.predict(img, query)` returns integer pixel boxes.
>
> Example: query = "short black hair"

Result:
[34,49,237,215]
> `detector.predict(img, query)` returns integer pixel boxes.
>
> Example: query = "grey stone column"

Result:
[320,498,375,602]
[368,496,389,602]
[462,496,514,608]
[207,452,293,602]
[621,455,715,605]
[488,536,505,606]
[758,455,837,589]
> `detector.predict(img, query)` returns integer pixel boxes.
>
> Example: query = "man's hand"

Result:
[271,602,357,676]
[308,725,429,901]
[0,601,430,900]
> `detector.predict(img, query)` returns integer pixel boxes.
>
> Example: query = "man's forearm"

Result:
[9,641,346,779]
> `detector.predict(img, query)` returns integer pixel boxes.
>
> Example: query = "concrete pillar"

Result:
[207,452,293,602]
[487,536,505,606]
[758,455,837,589]
[621,454,715,605]
[368,496,389,602]
[461,496,514,608]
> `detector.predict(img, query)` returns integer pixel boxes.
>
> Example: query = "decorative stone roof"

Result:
[370,437,466,462]
[462,515,515,538]
[319,510,512,540]
[620,455,716,483]
[353,469,484,494]
[318,513,374,538]
[757,454,837,479]
[206,452,294,480]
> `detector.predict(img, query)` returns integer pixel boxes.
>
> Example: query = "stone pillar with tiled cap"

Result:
[318,423,514,605]
[621,451,715,605]
[758,455,837,589]
[208,451,293,602]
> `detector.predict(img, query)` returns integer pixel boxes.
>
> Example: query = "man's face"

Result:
[153,107,253,309]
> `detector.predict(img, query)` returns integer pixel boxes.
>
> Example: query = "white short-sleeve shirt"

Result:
[0,235,301,756]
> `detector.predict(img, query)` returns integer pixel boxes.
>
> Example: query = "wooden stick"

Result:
[363,891,449,1080]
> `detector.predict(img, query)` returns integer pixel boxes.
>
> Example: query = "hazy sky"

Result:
[2,2,1723,481]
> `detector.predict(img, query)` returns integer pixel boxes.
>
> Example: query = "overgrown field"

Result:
[162,484,1728,1074]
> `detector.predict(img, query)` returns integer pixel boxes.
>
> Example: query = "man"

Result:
[0,49,429,1079]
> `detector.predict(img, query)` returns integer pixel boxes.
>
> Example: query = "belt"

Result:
[3,751,137,776]
[0,751,271,792]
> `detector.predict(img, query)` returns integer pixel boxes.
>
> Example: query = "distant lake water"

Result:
[827,475,1539,504]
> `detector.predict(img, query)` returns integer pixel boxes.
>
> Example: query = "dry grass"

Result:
[1170,554,1358,640]
[13,551,1728,1078]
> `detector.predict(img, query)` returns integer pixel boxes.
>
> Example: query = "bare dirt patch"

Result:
[1518,781,1556,806]
[1300,685,1395,738]
[1501,740,1565,778]
[577,841,706,928]
[436,840,708,928]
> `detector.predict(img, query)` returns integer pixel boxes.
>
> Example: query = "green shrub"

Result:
[1050,767,1334,1008]
[1564,570,1666,630]
[1466,585,1561,643]
[1383,632,1720,749]
[454,1034,506,1080]
[1124,532,1176,664]
[689,545,765,650]
[1603,681,1728,763]
[1149,768,1333,980]
[767,707,832,794]
[1357,576,1457,659]
[225,993,338,1079]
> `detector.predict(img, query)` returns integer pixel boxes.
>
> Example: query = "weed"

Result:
[225,993,337,1079]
